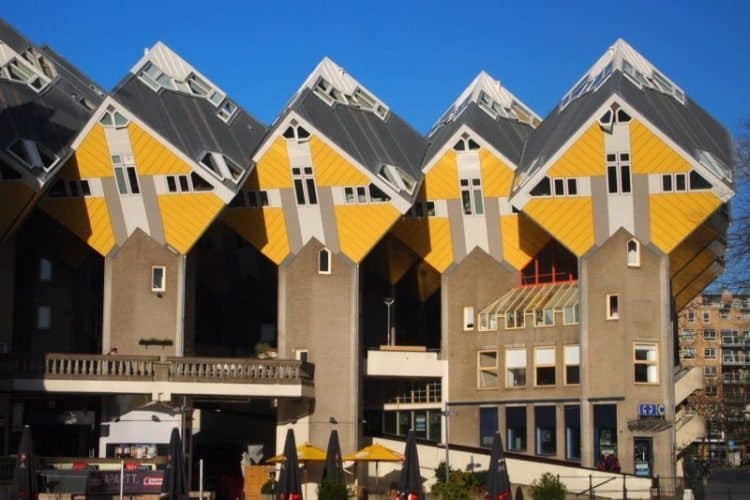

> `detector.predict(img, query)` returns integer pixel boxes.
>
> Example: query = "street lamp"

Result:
[441,408,450,483]
[384,297,395,346]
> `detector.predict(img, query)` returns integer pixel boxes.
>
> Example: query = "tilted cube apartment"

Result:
[0,17,733,492]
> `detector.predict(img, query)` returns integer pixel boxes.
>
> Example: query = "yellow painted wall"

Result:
[424,150,459,200]
[310,136,369,187]
[672,247,717,296]
[41,198,115,256]
[500,214,551,270]
[523,198,595,257]
[335,204,400,263]
[675,267,720,311]
[222,208,289,264]
[0,182,35,239]
[631,120,692,174]
[547,124,605,178]
[60,124,113,179]
[158,193,225,254]
[669,219,721,277]
[480,149,514,197]
[391,217,453,273]
[649,192,721,254]
[253,137,292,189]
[128,123,192,176]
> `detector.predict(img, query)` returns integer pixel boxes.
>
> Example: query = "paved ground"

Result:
[703,467,750,499]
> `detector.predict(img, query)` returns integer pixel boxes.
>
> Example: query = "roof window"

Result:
[217,99,238,123]
[21,48,56,80]
[377,164,416,195]
[199,151,244,183]
[6,138,59,172]
[312,77,390,120]
[0,58,49,93]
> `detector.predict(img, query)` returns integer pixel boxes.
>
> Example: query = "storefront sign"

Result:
[637,403,665,417]
[86,470,164,495]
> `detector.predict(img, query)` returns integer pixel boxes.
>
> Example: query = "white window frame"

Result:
[703,329,716,341]
[564,345,580,385]
[477,350,499,389]
[606,152,632,195]
[6,138,59,172]
[478,312,497,332]
[563,304,579,325]
[681,347,696,359]
[151,266,166,293]
[703,366,717,378]
[634,343,658,384]
[534,347,556,386]
[687,309,695,322]
[318,248,331,275]
[459,177,484,215]
[505,348,527,388]
[606,294,620,320]
[291,166,318,205]
[627,239,641,268]
[463,306,475,331]
[552,177,579,197]
[703,311,711,322]
[704,347,716,360]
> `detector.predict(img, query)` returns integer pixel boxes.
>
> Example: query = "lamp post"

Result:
[441,408,450,483]
[384,297,395,346]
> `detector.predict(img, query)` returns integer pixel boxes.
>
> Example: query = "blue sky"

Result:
[5,1,749,134]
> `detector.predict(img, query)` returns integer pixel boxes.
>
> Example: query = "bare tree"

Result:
[717,121,750,292]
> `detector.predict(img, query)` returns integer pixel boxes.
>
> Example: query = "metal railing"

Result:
[0,353,314,385]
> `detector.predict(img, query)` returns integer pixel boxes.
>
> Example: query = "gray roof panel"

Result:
[289,88,427,191]
[424,102,534,167]
[112,75,266,189]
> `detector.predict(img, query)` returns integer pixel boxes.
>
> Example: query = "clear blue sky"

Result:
[4,1,749,135]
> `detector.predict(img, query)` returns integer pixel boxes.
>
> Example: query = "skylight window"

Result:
[0,58,49,93]
[311,78,389,119]
[21,48,56,80]
[199,151,244,183]
[6,139,58,172]
[378,164,416,195]
[217,99,238,123]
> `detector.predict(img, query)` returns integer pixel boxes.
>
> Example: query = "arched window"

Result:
[318,248,331,275]
[627,239,640,268]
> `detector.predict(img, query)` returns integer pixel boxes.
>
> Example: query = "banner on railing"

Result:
[86,470,164,494]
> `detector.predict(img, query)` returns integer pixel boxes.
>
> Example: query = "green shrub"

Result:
[530,472,566,500]
[432,462,487,499]
[318,476,348,500]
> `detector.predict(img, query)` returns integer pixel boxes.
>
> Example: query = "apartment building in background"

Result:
[678,291,750,445]
[0,17,734,492]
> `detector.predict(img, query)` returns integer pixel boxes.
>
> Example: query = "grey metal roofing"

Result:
[284,88,427,194]
[424,102,534,167]
[112,74,266,189]
[0,19,104,182]
[516,71,732,190]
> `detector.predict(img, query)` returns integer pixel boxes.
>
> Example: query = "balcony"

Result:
[366,346,445,378]
[0,354,314,399]
[723,374,750,385]
[723,356,750,366]
[721,337,750,348]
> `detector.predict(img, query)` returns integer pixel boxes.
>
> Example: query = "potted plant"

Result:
[254,341,272,359]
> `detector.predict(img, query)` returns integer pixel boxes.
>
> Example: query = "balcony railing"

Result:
[723,356,750,366]
[723,375,750,385]
[0,353,314,385]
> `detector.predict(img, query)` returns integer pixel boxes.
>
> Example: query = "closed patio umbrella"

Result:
[14,425,38,500]
[161,428,189,500]
[486,433,512,500]
[276,429,302,500]
[321,429,345,485]
[398,430,423,500]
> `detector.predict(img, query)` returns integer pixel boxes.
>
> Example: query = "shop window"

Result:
[606,294,619,320]
[479,407,498,448]
[506,406,527,452]
[506,348,527,388]
[564,345,580,385]
[565,405,581,461]
[534,347,556,386]
[535,406,556,456]
[634,344,658,384]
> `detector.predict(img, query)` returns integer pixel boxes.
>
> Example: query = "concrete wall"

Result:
[105,229,183,356]
[581,229,674,480]
[277,240,359,454]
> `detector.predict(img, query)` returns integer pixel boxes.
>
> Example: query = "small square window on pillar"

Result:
[151,266,166,292]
